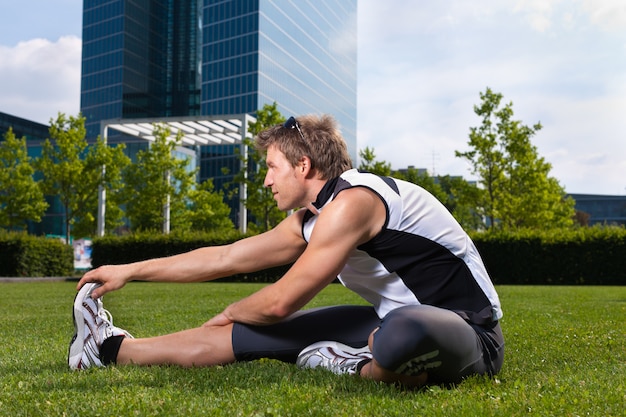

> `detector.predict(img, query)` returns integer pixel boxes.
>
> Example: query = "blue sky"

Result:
[1,0,625,195]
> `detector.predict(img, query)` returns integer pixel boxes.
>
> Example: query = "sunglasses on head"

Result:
[283,116,306,143]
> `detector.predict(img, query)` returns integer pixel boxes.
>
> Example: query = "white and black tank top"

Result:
[302,169,502,325]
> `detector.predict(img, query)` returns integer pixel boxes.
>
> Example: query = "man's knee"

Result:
[371,305,480,381]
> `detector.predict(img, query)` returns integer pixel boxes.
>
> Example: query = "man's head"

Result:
[255,114,353,180]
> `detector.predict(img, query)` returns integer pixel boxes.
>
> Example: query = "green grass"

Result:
[0,282,624,416]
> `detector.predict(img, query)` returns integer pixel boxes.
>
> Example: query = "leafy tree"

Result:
[37,113,129,241]
[72,139,130,238]
[358,146,391,176]
[225,102,287,233]
[0,129,48,230]
[456,88,574,230]
[122,124,195,232]
[187,179,234,231]
[37,113,88,242]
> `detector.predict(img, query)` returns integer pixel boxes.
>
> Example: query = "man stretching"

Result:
[69,114,504,388]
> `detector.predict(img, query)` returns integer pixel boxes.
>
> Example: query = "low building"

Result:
[569,194,626,226]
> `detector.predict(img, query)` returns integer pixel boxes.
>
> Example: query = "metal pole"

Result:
[163,169,171,234]
[238,115,249,234]
[96,125,108,237]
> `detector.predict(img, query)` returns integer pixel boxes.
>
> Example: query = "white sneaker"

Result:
[68,283,133,370]
[296,341,372,375]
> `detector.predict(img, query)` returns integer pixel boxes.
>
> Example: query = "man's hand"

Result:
[77,264,132,298]
[203,311,234,328]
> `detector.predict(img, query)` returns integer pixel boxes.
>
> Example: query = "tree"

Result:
[122,124,195,232]
[225,102,287,233]
[121,124,233,233]
[358,147,391,176]
[37,113,129,241]
[37,113,88,242]
[456,88,574,230]
[0,128,48,230]
[187,179,234,231]
[72,139,130,238]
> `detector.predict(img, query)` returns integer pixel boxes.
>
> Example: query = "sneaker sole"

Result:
[67,283,98,370]
[296,340,371,369]
[298,341,370,358]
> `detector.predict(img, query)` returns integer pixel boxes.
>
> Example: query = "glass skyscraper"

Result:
[81,0,202,140]
[80,0,357,217]
[202,1,357,150]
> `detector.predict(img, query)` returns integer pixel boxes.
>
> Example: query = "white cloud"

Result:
[514,0,560,32]
[357,0,626,194]
[581,0,626,31]
[0,36,81,124]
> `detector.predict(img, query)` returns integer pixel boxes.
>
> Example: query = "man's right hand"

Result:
[77,264,131,298]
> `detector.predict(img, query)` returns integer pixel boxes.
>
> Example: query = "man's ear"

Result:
[298,156,314,177]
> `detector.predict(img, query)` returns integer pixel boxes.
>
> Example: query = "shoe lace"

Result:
[95,297,133,339]
[96,298,115,325]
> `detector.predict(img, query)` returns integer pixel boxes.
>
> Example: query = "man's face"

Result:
[264,145,306,211]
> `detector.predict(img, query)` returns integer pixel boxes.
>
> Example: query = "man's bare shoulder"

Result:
[313,187,386,244]
[332,186,384,211]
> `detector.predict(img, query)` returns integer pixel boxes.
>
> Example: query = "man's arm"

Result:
[78,211,308,299]
[208,187,386,327]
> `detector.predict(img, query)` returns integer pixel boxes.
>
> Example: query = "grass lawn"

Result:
[0,281,624,416]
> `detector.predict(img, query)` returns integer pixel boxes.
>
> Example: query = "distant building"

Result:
[0,112,48,144]
[0,112,64,236]
[80,0,357,227]
[569,194,626,226]
[395,165,429,177]
[80,0,357,200]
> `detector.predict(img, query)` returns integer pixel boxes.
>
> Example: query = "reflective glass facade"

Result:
[201,0,357,162]
[80,0,357,224]
[81,0,356,152]
[81,0,202,141]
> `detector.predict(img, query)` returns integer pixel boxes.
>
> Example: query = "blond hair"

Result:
[255,114,352,180]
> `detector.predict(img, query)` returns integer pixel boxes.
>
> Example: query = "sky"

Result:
[1,0,625,195]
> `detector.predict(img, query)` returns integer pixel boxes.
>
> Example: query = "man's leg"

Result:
[69,282,236,370]
[115,305,379,367]
[362,304,504,386]
[116,324,235,367]
[233,305,380,363]
[115,305,379,368]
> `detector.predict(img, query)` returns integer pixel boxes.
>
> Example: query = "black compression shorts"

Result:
[232,304,504,383]
[232,305,379,363]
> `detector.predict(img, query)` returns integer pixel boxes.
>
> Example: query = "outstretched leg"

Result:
[69,283,235,370]
[116,324,235,367]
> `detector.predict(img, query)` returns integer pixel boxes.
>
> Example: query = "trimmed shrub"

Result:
[91,230,291,283]
[0,232,74,277]
[89,226,626,285]
[472,227,626,285]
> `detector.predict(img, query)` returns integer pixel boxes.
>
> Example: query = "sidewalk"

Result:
[0,277,78,283]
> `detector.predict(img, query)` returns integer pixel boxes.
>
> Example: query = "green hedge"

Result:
[472,227,626,285]
[92,230,291,283]
[0,232,74,277]
[89,227,626,285]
